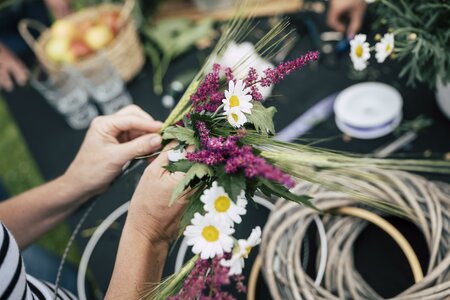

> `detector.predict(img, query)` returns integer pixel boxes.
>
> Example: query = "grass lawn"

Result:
[0,95,80,266]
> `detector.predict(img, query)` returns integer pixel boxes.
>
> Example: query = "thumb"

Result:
[117,133,162,162]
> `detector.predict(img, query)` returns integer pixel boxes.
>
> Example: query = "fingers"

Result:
[348,6,365,38]
[97,114,162,136]
[0,68,13,91]
[114,105,155,122]
[117,133,162,161]
[327,7,345,33]
[9,59,29,87]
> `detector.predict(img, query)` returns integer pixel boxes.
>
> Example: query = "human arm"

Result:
[327,0,367,38]
[0,105,163,249]
[106,144,187,299]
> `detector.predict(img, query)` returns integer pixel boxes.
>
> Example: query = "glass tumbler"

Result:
[81,55,133,115]
[31,68,98,130]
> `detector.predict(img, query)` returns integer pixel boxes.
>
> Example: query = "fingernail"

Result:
[150,135,162,146]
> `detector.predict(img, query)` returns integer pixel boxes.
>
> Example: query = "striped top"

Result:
[0,223,76,300]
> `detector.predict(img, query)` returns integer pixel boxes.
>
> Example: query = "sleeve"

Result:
[0,223,77,300]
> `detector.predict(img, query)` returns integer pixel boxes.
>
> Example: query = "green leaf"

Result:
[246,102,277,134]
[169,164,212,206]
[164,160,194,173]
[162,126,197,146]
[260,179,316,209]
[217,171,246,201]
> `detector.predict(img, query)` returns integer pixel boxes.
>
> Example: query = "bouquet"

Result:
[148,12,450,300]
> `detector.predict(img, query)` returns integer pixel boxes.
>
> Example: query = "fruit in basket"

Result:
[51,20,76,39]
[99,11,121,35]
[45,37,74,63]
[84,24,114,50]
[69,39,92,59]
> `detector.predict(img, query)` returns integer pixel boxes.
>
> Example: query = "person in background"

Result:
[0,0,71,92]
[327,0,367,39]
[0,105,187,299]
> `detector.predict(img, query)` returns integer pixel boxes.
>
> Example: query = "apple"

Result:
[51,20,76,39]
[84,24,114,50]
[70,39,92,59]
[99,11,121,35]
[45,37,71,62]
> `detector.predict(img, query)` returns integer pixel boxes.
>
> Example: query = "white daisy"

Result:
[220,226,262,275]
[201,182,247,226]
[375,33,394,63]
[224,107,248,128]
[350,34,371,71]
[222,80,253,114]
[184,213,234,259]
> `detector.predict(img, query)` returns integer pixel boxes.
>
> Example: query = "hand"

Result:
[327,0,367,38]
[44,0,71,19]
[0,44,29,92]
[64,105,163,199]
[127,142,188,245]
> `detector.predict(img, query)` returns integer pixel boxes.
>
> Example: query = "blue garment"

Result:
[0,0,51,55]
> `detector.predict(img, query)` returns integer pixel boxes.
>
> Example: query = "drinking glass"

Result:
[31,68,98,130]
[81,55,133,115]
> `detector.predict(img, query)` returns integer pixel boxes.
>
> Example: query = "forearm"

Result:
[106,211,169,300]
[0,175,91,249]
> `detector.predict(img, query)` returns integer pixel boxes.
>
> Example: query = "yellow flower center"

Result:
[214,195,231,212]
[385,43,391,53]
[229,95,240,108]
[231,113,239,122]
[244,246,252,258]
[355,45,363,58]
[202,225,220,242]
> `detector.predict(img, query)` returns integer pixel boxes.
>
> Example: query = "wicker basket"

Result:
[19,0,144,82]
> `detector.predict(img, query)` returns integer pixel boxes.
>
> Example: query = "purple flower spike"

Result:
[260,51,319,87]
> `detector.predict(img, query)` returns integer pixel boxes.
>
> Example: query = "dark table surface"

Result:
[3,8,450,300]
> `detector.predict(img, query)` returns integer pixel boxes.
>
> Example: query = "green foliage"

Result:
[162,125,198,146]
[164,160,194,173]
[246,102,277,134]
[169,163,212,205]
[143,19,213,94]
[215,167,246,201]
[259,179,314,209]
[374,0,450,87]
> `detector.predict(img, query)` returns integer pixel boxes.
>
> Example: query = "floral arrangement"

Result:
[350,0,449,88]
[147,13,450,300]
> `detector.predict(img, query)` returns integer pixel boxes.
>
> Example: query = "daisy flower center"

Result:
[229,95,240,108]
[355,45,363,58]
[202,225,220,242]
[385,43,391,53]
[231,113,239,122]
[214,195,231,212]
[244,246,252,258]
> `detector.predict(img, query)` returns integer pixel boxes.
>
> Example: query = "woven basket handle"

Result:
[18,19,48,49]
[119,0,135,23]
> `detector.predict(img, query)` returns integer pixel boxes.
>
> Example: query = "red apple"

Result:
[99,11,121,35]
[70,39,92,60]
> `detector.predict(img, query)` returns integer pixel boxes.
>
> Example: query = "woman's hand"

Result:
[106,144,188,299]
[327,0,367,38]
[44,0,71,19]
[63,105,163,200]
[127,143,188,245]
[0,44,29,92]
